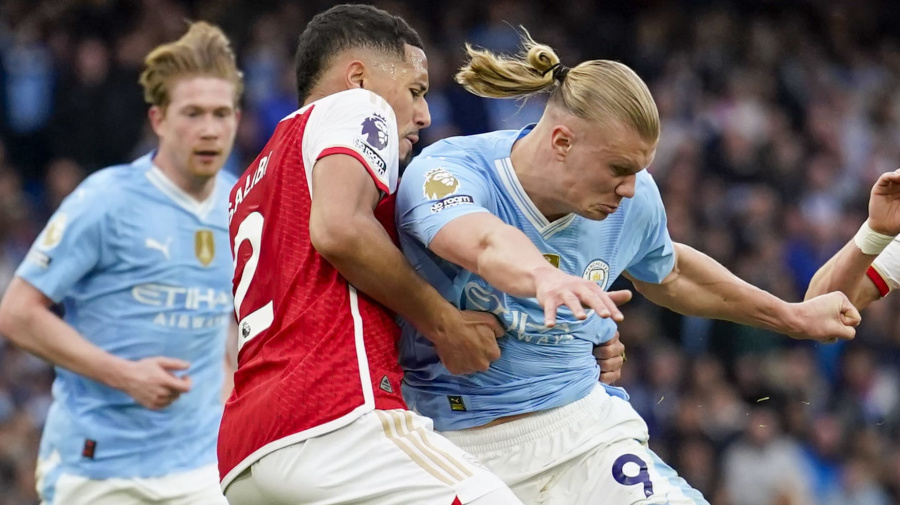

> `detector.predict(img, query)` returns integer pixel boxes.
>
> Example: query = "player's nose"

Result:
[616,174,636,199]
[415,99,431,129]
[199,115,220,138]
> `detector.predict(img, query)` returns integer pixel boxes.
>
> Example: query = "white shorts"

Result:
[38,463,227,505]
[224,409,522,505]
[441,385,710,505]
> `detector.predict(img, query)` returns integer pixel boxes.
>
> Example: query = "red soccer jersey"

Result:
[218,89,407,488]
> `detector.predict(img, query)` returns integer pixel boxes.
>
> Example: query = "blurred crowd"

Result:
[1,0,899,504]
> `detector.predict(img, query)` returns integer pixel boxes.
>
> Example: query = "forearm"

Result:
[316,214,457,341]
[0,290,130,388]
[806,240,879,308]
[631,243,801,334]
[471,224,557,298]
[429,215,554,298]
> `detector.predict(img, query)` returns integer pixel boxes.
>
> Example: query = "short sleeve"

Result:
[302,88,400,194]
[624,172,675,284]
[16,182,109,302]
[396,154,493,248]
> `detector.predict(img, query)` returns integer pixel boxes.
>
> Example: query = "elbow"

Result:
[804,271,828,301]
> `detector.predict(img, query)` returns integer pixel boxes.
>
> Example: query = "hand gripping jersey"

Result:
[16,153,234,492]
[396,126,676,431]
[218,89,406,488]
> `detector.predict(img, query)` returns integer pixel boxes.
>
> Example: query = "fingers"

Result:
[873,170,900,196]
[606,290,633,307]
[461,310,506,337]
[485,314,506,338]
[142,387,182,410]
[599,370,621,385]
[165,374,193,393]
[543,302,559,328]
[592,338,625,361]
[579,287,621,321]
[543,287,628,326]
[839,299,862,327]
[831,325,856,342]
[562,292,588,320]
[154,357,191,371]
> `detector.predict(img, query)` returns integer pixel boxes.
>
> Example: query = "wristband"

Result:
[871,237,900,294]
[866,266,891,297]
[853,220,895,256]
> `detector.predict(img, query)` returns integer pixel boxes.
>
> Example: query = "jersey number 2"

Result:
[233,211,274,351]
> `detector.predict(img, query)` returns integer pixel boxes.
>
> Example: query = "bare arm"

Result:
[626,242,859,342]
[0,278,191,409]
[806,170,900,309]
[428,212,632,326]
[805,241,881,309]
[310,155,502,374]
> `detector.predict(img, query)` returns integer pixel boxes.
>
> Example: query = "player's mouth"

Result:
[405,134,419,145]
[194,150,221,163]
[598,204,619,214]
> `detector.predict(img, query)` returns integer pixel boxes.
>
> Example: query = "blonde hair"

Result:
[456,30,659,142]
[139,21,244,109]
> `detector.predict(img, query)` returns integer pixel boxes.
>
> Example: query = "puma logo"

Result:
[145,237,172,260]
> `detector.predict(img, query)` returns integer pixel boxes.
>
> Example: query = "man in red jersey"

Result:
[219,5,628,505]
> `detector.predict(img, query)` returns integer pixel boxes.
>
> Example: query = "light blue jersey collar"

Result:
[138,152,218,220]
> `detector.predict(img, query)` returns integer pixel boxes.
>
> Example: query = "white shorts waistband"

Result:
[441,385,611,453]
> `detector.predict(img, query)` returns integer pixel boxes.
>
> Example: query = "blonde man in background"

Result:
[0,21,240,505]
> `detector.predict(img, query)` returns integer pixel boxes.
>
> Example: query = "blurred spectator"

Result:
[723,408,814,505]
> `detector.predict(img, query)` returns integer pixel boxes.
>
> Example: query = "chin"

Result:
[399,151,413,172]
[581,210,610,221]
[189,165,223,179]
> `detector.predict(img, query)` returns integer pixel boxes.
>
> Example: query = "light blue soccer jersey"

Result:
[16,153,235,490]
[396,126,675,431]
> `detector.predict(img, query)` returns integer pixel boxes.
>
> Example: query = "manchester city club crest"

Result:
[582,259,610,290]
[360,113,389,150]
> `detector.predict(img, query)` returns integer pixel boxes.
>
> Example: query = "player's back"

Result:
[219,88,406,487]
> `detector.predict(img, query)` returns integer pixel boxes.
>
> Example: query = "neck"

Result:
[509,123,571,222]
[153,150,216,202]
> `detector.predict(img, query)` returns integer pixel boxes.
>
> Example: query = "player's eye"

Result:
[410,88,422,98]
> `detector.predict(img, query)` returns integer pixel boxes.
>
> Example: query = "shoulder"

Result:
[411,132,508,179]
[69,162,141,212]
[311,88,397,124]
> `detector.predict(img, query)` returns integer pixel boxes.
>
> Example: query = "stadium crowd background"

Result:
[1,0,899,503]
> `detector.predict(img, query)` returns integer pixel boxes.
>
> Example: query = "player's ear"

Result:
[550,125,573,162]
[345,60,366,90]
[148,105,166,137]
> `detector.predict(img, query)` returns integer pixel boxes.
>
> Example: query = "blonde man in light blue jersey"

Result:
[0,22,240,505]
[395,31,861,505]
